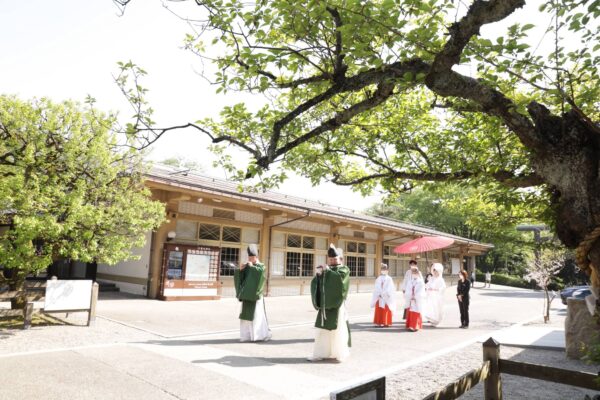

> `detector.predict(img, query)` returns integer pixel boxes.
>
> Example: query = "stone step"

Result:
[97,281,120,293]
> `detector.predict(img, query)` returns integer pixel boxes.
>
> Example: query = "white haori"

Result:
[424,275,447,326]
[370,274,397,315]
[240,296,271,342]
[312,303,350,361]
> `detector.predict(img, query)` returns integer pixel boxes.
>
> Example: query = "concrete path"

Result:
[0,284,565,400]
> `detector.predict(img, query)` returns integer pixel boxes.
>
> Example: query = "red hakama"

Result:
[405,308,422,331]
[373,301,393,326]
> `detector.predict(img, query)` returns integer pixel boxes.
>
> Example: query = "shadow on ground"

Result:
[478,291,543,299]
[192,355,325,367]
[141,337,314,346]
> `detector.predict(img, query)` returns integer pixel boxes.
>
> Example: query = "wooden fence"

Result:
[423,337,600,400]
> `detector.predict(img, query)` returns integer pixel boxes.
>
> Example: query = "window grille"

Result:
[199,224,220,240]
[347,241,357,253]
[219,247,239,276]
[286,252,301,276]
[222,226,241,243]
[287,234,302,248]
[213,208,235,220]
[302,236,315,249]
[357,242,367,254]
[301,253,314,276]
[347,255,366,277]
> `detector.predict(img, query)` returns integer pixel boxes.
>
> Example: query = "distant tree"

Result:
[369,185,533,274]
[525,248,566,323]
[160,156,204,172]
[0,96,165,308]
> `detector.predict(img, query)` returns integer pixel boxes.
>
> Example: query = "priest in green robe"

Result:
[234,244,271,342]
[308,244,351,362]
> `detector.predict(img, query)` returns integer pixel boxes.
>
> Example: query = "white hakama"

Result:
[312,303,350,361]
[240,296,271,342]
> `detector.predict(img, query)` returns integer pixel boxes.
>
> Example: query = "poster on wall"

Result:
[451,258,460,275]
[186,253,212,281]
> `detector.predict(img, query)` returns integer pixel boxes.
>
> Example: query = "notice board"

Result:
[44,280,93,311]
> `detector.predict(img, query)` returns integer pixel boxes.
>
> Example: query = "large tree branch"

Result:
[331,168,543,188]
[425,0,542,149]
[430,0,526,73]
[325,6,347,83]
[265,58,430,165]
[257,81,397,171]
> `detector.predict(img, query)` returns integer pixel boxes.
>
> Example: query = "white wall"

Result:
[97,231,152,295]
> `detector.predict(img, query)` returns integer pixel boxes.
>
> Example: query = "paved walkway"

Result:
[0,284,584,400]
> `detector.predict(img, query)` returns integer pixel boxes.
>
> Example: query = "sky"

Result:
[0,0,547,212]
[0,0,385,211]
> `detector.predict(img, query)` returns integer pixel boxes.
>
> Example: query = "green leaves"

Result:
[0,96,165,277]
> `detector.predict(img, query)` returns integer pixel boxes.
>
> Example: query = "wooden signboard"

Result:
[160,244,220,301]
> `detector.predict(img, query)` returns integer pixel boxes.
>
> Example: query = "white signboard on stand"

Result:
[185,254,211,281]
[44,280,93,311]
[451,258,461,275]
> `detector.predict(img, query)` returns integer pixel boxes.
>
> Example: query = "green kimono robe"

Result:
[310,264,350,334]
[234,262,266,321]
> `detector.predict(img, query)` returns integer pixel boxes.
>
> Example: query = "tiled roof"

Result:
[146,165,493,251]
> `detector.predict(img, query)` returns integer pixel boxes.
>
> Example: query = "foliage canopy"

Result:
[0,96,165,288]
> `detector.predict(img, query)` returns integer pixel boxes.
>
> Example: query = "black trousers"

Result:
[458,298,470,327]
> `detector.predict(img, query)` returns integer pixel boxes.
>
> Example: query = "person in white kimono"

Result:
[234,244,271,342]
[371,263,396,327]
[401,259,418,320]
[404,264,425,331]
[424,263,446,327]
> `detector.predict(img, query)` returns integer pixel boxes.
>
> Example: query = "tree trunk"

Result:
[9,278,26,310]
[544,288,550,323]
[527,104,600,287]
[4,269,27,310]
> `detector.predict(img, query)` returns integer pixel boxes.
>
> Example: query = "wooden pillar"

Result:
[23,302,34,330]
[459,246,465,272]
[483,337,502,400]
[148,209,176,299]
[262,216,274,296]
[87,282,99,327]
[375,232,384,276]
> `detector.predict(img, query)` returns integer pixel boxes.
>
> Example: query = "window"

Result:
[301,253,314,276]
[220,247,239,276]
[302,236,315,249]
[287,234,302,248]
[347,241,357,253]
[222,226,241,243]
[282,234,321,277]
[353,231,365,239]
[285,252,314,277]
[213,208,235,220]
[199,224,220,240]
[384,246,390,256]
[286,252,301,276]
[357,242,366,254]
[347,255,365,277]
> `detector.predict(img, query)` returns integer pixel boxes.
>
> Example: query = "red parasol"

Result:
[393,236,454,254]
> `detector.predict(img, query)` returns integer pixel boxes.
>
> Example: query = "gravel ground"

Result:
[386,314,600,400]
